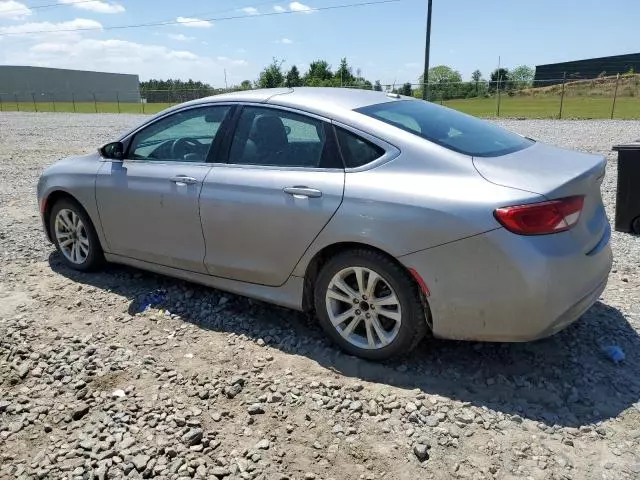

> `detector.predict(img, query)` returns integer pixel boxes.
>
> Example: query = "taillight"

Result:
[494,196,584,235]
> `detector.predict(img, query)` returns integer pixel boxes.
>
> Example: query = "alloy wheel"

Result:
[325,266,402,350]
[54,208,90,265]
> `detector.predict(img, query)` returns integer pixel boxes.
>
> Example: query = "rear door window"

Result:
[227,106,342,168]
[356,100,533,157]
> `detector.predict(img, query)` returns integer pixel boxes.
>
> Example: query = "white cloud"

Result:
[240,7,259,15]
[168,33,194,42]
[277,38,293,44]
[168,50,198,60]
[273,5,286,12]
[30,42,70,53]
[0,0,32,19]
[0,18,103,41]
[289,2,312,13]
[29,39,200,62]
[0,23,249,87]
[58,0,124,14]
[175,16,212,28]
[15,38,212,77]
[217,56,248,66]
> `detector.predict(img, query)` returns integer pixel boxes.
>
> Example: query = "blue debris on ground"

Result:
[602,345,625,364]
[136,289,167,313]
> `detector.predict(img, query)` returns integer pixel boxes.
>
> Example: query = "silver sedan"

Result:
[37,88,613,360]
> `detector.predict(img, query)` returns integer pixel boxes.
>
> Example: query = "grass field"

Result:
[1,95,639,119]
[0,101,173,115]
[443,96,640,119]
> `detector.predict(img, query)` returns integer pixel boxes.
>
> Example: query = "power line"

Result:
[0,0,401,36]
[4,0,288,17]
[3,0,101,13]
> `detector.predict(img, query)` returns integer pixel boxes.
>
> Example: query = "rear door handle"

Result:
[169,175,198,185]
[283,186,323,198]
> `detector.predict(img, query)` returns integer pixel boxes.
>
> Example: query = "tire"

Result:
[314,249,429,361]
[49,198,104,272]
[632,215,640,235]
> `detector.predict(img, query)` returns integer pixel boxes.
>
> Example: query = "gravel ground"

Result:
[1,112,639,480]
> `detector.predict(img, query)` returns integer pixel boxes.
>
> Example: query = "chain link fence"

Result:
[384,74,640,119]
[1,74,639,118]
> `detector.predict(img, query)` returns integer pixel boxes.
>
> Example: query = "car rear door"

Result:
[95,104,233,273]
[199,104,345,286]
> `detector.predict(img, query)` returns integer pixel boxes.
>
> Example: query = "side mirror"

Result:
[100,141,124,160]
[284,125,292,135]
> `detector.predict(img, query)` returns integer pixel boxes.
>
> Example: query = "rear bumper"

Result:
[532,273,608,340]
[399,226,613,342]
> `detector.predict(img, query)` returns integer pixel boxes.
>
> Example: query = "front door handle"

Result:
[169,175,198,185]
[283,186,323,198]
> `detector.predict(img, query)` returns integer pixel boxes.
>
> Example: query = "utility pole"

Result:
[422,0,433,101]
[224,69,228,91]
[496,56,501,116]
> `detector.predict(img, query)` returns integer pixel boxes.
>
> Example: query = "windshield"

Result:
[355,100,534,157]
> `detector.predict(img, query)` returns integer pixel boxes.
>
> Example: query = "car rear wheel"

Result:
[50,198,103,271]
[314,249,428,361]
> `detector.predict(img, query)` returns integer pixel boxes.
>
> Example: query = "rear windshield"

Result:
[355,100,533,157]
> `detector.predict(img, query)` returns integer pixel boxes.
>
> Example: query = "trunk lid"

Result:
[473,141,608,253]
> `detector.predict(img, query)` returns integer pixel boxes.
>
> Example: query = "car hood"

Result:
[44,151,100,173]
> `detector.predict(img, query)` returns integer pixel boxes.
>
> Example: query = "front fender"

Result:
[38,153,107,250]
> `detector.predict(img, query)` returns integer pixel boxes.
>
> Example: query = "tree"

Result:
[427,65,462,84]
[139,78,213,103]
[285,65,302,87]
[352,77,372,90]
[489,68,510,92]
[510,65,534,89]
[335,57,355,86]
[240,80,252,90]
[373,80,383,91]
[418,65,463,100]
[471,69,483,96]
[399,83,412,96]
[257,58,285,88]
[303,60,334,86]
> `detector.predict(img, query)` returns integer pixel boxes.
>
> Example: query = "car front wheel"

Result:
[49,198,103,271]
[314,249,429,361]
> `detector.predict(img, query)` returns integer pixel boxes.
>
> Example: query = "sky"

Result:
[0,0,639,87]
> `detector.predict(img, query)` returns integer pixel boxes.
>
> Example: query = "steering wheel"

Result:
[171,137,201,159]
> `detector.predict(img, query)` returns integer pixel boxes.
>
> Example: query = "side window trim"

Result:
[205,104,237,163]
[121,103,235,163]
[214,104,244,165]
[330,120,400,172]
[222,103,344,170]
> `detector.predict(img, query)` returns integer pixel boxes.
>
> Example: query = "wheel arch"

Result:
[301,241,430,316]
[43,190,92,243]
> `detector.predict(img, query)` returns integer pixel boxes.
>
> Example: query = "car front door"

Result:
[200,105,345,286]
[96,104,232,273]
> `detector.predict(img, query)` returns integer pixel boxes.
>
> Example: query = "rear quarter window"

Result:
[355,100,533,157]
[335,127,385,168]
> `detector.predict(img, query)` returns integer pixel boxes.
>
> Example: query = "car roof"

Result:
[185,87,414,121]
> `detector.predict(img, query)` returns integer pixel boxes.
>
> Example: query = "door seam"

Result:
[94,161,113,253]
[197,167,214,274]
[282,170,347,286]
